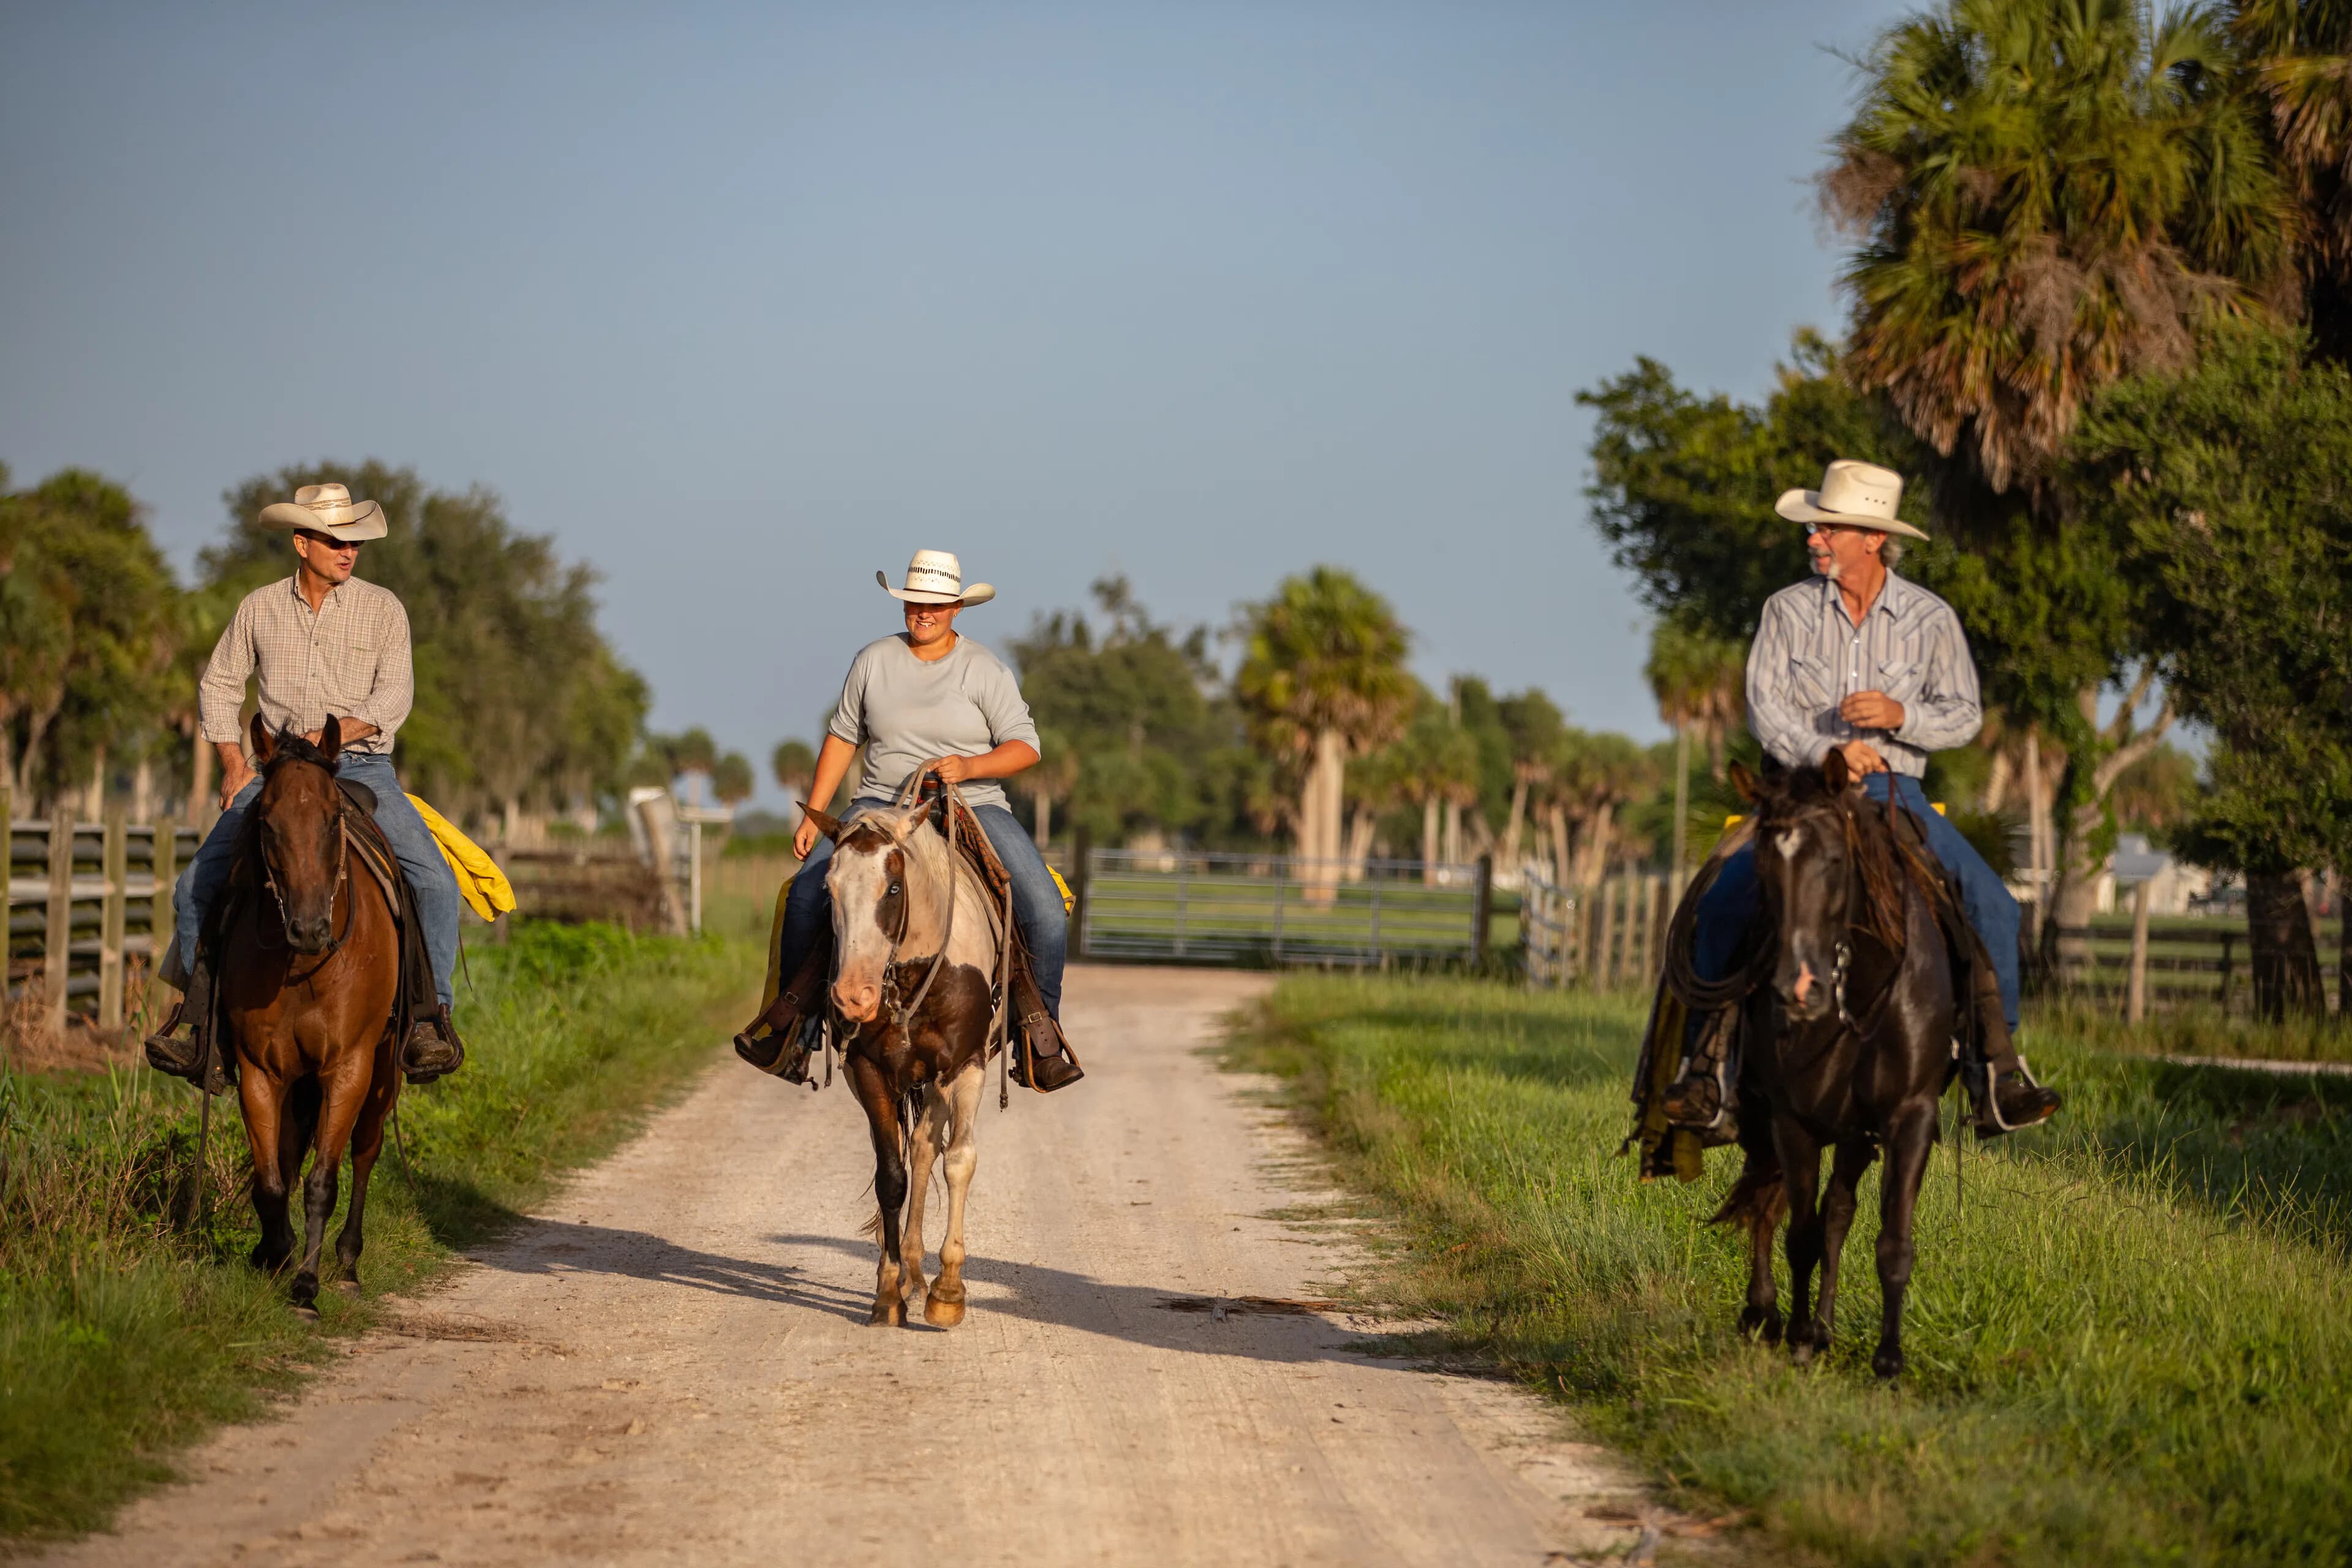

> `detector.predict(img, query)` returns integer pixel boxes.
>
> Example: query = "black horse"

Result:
[1715,750,1956,1379]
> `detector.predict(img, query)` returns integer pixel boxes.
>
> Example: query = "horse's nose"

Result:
[833,981,880,1022]
[292,914,333,952]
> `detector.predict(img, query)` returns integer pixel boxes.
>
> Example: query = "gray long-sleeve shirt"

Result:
[1745,573,1982,778]
[198,575,412,758]
[827,634,1041,812]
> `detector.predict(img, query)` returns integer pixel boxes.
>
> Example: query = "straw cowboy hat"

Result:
[257,483,388,542]
[877,549,995,606]
[1774,460,1930,541]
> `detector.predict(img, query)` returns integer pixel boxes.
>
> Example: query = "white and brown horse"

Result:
[804,797,1008,1327]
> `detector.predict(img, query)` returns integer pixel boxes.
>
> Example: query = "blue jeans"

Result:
[1693,771,2021,1031]
[778,800,1066,1019]
[174,753,463,1010]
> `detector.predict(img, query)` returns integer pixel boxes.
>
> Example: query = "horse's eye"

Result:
[888,883,900,896]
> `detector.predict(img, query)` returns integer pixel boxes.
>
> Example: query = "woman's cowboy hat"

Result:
[257,483,388,542]
[877,549,995,606]
[1774,460,1929,541]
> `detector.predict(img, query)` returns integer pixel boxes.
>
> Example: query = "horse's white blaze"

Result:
[826,805,999,1019]
[1774,827,1803,862]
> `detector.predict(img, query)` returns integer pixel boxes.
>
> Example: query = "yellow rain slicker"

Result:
[405,794,516,921]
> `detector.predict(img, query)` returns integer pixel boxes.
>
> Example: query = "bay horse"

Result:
[1717,750,1956,1379]
[222,715,404,1314]
[802,794,1008,1328]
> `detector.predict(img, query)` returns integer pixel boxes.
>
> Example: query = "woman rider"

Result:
[753,551,1081,1091]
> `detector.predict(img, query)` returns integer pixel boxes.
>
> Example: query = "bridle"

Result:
[252,754,354,974]
[1770,793,1905,1051]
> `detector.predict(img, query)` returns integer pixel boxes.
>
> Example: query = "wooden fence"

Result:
[5,790,200,1033]
[2047,910,2343,1014]
[1520,865,1676,992]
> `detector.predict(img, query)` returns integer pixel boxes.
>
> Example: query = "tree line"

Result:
[1582,0,2352,1019]
[0,459,658,835]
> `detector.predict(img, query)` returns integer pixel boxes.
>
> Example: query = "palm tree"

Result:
[2233,1,2352,356]
[1826,0,2292,497]
[1234,568,1415,898]
[1645,620,1746,888]
[1020,724,1082,850]
[1383,695,1483,884]
[1823,0,2288,946]
[1496,688,1565,872]
[1544,729,1656,891]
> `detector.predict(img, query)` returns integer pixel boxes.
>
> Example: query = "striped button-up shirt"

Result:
[198,575,413,757]
[1745,572,1981,778]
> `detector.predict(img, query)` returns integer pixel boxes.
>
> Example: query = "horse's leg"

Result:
[924,1060,986,1329]
[900,1085,944,1311]
[290,1063,370,1311]
[1812,1138,1877,1359]
[1872,1102,1938,1379]
[849,1056,909,1327]
[1773,1117,1826,1363]
[334,1041,397,1292]
[239,1065,297,1274]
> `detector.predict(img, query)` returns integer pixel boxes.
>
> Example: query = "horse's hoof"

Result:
[290,1302,320,1322]
[1738,1307,1784,1345]
[1872,1346,1904,1380]
[332,1279,361,1297]
[868,1300,906,1327]
[1790,1340,1815,1366]
[924,1295,967,1329]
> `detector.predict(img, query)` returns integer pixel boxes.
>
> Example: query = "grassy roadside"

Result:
[0,919,761,1546]
[1228,975,2352,1567]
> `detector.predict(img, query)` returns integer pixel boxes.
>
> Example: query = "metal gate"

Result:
[1078,850,1490,967]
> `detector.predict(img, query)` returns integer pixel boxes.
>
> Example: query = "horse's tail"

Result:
[1708,1147,1787,1231]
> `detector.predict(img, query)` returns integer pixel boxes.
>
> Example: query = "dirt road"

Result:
[51,966,1694,1567]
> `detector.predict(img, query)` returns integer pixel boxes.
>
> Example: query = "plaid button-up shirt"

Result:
[198,575,413,758]
[1745,572,1982,779]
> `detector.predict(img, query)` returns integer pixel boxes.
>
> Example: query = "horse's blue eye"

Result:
[888,884,900,895]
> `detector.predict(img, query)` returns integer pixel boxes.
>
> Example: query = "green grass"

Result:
[1228,975,2352,1566]
[0,919,760,1545]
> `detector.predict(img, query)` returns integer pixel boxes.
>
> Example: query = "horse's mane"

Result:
[1752,771,1915,954]
[262,725,336,775]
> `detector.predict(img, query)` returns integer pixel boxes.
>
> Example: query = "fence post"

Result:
[153,820,179,978]
[1071,826,1093,959]
[1270,860,1286,964]
[100,807,127,1030]
[2124,880,2152,1025]
[45,813,75,1034]
[1596,875,1619,991]
[1471,854,1492,969]
[2218,930,2236,1011]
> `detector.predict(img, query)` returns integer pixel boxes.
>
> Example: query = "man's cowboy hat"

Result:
[877,549,995,606]
[257,483,388,542]
[1774,460,1930,541]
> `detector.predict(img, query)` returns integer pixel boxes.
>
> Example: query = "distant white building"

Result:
[2093,833,2212,916]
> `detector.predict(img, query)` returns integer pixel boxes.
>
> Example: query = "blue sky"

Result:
[1,1,1913,806]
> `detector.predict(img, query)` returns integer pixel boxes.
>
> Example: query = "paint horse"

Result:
[803,794,1009,1327]
[1714,750,1958,1379]
[221,716,405,1313]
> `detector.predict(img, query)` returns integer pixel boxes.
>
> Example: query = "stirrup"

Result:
[1973,1054,2059,1138]
[401,1012,466,1085]
[1011,1012,1085,1093]
[736,1006,818,1084]
[1660,1052,1734,1133]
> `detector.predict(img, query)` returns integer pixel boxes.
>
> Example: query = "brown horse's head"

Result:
[249,713,347,954]
[1733,752,1882,1025]
[813,802,954,1025]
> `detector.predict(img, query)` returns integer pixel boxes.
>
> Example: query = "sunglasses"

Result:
[296,532,363,552]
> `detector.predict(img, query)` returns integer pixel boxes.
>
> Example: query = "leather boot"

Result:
[143,958,233,1095]
[401,1007,466,1084]
[1006,967,1083,1092]
[1964,965,2059,1136]
[736,938,832,1084]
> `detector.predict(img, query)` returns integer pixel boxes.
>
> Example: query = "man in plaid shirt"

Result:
[146,483,465,1088]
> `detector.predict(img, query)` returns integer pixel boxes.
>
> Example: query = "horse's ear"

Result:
[1728,760,1760,804]
[799,802,842,843]
[317,714,342,764]
[249,712,276,766]
[1822,747,1851,794]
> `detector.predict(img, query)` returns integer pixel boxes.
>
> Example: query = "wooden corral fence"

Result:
[1520,864,1676,992]
[2049,908,2343,1017]
[1079,850,1493,968]
[4,790,200,1034]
